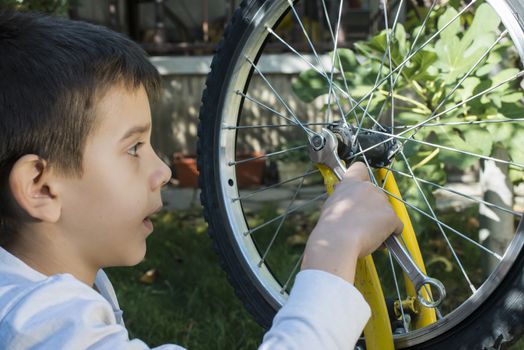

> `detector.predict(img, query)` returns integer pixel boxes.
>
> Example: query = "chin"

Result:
[120,244,147,267]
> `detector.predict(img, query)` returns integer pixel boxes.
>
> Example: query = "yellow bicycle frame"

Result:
[316,164,437,349]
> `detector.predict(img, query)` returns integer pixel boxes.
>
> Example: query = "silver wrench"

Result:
[309,128,446,308]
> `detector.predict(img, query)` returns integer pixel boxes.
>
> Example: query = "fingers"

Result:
[343,161,370,183]
[337,161,403,237]
[392,214,404,235]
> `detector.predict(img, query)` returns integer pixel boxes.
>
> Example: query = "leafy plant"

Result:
[292,2,524,230]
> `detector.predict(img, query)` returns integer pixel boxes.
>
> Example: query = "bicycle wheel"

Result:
[198,0,524,348]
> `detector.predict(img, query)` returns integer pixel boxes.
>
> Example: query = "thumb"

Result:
[343,161,370,183]
[392,215,404,235]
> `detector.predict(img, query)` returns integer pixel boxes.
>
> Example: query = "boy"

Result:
[0,11,403,350]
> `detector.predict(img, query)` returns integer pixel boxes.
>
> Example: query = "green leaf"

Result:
[353,41,372,57]
[435,4,501,84]
[402,141,422,158]
[291,70,329,103]
[508,129,524,165]
[491,68,520,87]
[333,48,358,72]
[509,168,524,183]
[501,92,524,103]
[486,120,513,144]
[368,30,388,52]
[396,111,427,125]
[437,7,461,42]
[404,49,438,80]
[491,94,502,108]
[476,63,496,77]
[498,101,524,119]
[461,4,501,48]
[456,77,481,101]
[436,131,478,169]
[435,38,469,83]
[461,127,493,156]
[394,24,408,57]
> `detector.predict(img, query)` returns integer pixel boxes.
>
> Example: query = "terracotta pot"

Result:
[236,152,266,188]
[173,153,199,188]
[172,152,266,189]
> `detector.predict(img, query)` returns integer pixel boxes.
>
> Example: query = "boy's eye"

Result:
[128,142,144,157]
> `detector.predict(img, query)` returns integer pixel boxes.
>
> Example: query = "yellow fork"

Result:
[316,164,436,350]
[377,168,437,329]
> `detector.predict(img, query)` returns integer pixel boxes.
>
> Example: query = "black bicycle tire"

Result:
[197,0,524,348]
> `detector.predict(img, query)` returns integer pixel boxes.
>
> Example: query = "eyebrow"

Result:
[120,123,151,142]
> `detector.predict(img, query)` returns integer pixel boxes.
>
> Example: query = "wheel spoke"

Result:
[233,169,319,202]
[287,0,324,71]
[353,0,409,144]
[383,166,522,218]
[320,0,355,128]
[394,118,524,129]
[266,26,383,129]
[258,168,309,267]
[347,68,524,164]
[365,127,524,171]
[244,55,316,138]
[228,145,307,166]
[246,193,327,236]
[234,90,298,127]
[388,251,409,332]
[398,152,477,293]
[382,0,398,130]
[392,0,438,86]
[405,70,524,133]
[352,63,522,158]
[360,2,502,136]
[409,29,509,140]
[345,0,479,118]
[224,122,331,130]
[287,0,346,124]
[324,0,345,124]
[280,251,305,294]
[354,0,435,136]
[376,185,503,260]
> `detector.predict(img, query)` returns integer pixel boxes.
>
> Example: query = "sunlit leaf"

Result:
[437,7,461,42]
[508,129,524,164]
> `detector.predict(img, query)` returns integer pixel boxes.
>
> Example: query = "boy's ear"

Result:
[9,155,61,223]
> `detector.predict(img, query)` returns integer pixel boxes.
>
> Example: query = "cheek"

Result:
[94,177,146,221]
[67,168,146,228]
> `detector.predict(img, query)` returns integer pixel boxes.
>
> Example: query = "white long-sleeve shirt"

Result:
[0,246,370,349]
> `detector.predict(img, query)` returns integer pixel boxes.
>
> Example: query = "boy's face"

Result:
[57,84,171,269]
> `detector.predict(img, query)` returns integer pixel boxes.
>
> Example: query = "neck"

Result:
[5,227,98,287]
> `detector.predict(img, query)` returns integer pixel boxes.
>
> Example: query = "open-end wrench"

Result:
[308,128,446,308]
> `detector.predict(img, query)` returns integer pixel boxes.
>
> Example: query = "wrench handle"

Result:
[385,235,446,308]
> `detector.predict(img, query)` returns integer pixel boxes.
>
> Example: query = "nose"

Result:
[150,153,173,191]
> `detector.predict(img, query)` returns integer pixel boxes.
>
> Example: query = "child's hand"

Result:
[301,162,403,284]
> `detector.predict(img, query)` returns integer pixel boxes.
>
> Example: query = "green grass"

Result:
[105,210,264,349]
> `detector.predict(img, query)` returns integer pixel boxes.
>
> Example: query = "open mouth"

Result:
[143,205,162,231]
[143,216,153,231]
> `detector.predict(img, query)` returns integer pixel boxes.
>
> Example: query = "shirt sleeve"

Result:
[0,275,186,350]
[259,269,370,350]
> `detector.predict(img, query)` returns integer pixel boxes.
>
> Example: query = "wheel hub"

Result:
[328,121,401,168]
